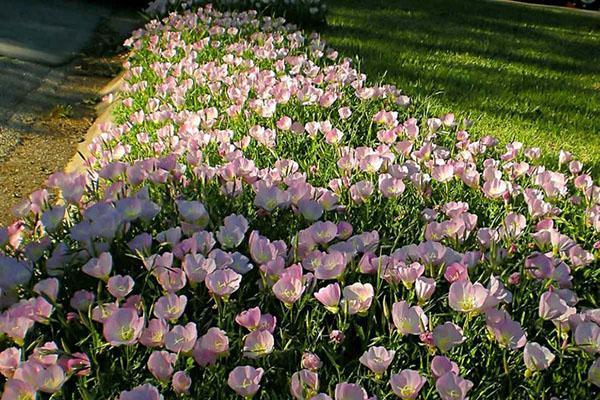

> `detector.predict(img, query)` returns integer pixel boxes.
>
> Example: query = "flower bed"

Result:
[0,4,599,399]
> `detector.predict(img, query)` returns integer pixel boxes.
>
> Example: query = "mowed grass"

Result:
[321,0,600,173]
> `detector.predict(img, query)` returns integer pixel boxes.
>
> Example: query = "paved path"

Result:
[0,0,111,66]
[0,0,130,161]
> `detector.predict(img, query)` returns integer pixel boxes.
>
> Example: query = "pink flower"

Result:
[28,297,53,323]
[301,352,322,371]
[82,252,112,280]
[539,291,568,320]
[379,175,406,198]
[324,128,344,144]
[436,372,473,400]
[319,91,337,108]
[147,350,177,382]
[153,294,187,321]
[243,329,274,358]
[432,322,465,352]
[314,283,341,313]
[337,222,353,240]
[128,233,153,255]
[118,384,162,400]
[205,268,242,299]
[502,212,526,239]
[216,214,249,249]
[314,251,347,280]
[392,301,428,336]
[198,327,229,356]
[254,185,291,212]
[448,281,488,313]
[70,289,95,311]
[235,307,262,331]
[193,327,229,367]
[33,278,59,302]
[558,150,572,165]
[183,253,216,284]
[107,275,135,299]
[524,342,555,372]
[172,370,191,394]
[432,164,454,183]
[273,275,305,306]
[359,346,395,376]
[427,117,442,132]
[248,231,278,264]
[330,330,345,344]
[334,382,368,400]
[488,316,527,350]
[290,369,319,399]
[338,107,352,119]
[508,272,521,286]
[31,342,58,366]
[176,200,209,226]
[415,277,436,303]
[227,366,264,398]
[342,282,374,315]
[358,252,377,274]
[298,199,324,221]
[2,379,37,400]
[431,356,459,379]
[58,352,90,377]
[482,179,508,199]
[12,360,42,389]
[35,364,65,393]
[103,308,144,346]
[47,171,86,204]
[309,221,338,245]
[390,369,426,399]
[258,313,277,333]
[397,262,424,288]
[140,318,168,348]
[276,116,292,130]
[574,322,600,354]
[443,263,468,284]
[155,266,186,293]
[165,322,197,353]
[0,348,20,378]
[0,314,33,345]
[349,180,374,204]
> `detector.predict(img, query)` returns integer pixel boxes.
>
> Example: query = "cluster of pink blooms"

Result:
[0,3,598,399]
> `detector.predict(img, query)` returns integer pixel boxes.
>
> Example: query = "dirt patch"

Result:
[0,9,140,225]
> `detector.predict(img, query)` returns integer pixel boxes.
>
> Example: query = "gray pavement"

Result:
[0,0,111,66]
[0,0,136,161]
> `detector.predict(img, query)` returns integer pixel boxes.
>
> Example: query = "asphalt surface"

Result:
[0,0,113,160]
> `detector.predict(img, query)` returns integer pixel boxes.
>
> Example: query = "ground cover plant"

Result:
[0,4,599,399]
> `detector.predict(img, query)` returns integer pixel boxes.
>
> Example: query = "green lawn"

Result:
[322,0,600,173]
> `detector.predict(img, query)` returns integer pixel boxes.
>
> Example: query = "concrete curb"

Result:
[65,72,125,174]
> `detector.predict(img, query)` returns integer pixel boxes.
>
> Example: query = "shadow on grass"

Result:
[322,0,600,175]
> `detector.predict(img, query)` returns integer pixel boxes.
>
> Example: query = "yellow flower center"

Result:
[400,385,415,397]
[120,326,134,341]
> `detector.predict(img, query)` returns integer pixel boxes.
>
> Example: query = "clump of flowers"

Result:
[0,4,598,399]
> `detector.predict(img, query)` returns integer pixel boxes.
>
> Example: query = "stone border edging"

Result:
[65,72,126,174]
